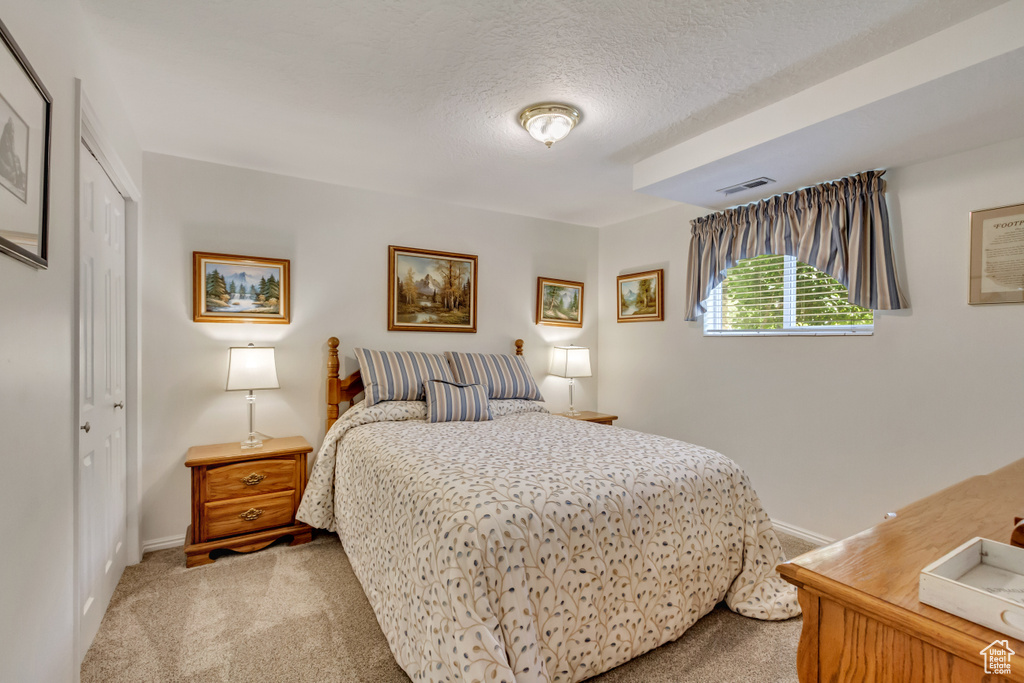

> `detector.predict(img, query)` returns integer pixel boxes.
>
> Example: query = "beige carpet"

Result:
[82,531,818,683]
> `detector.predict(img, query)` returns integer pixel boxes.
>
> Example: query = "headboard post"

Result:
[326,337,341,433]
[515,339,524,356]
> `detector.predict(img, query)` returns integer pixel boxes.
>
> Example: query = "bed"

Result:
[296,338,799,683]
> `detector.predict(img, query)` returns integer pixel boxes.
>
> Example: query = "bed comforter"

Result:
[297,399,799,683]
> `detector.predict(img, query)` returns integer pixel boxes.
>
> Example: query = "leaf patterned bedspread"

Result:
[297,399,799,683]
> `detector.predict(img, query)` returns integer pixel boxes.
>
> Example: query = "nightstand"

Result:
[555,410,618,426]
[184,435,313,568]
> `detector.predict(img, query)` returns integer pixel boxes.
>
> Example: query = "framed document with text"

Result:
[970,203,1024,305]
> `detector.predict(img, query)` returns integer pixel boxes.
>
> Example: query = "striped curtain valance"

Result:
[444,352,544,401]
[684,170,909,321]
[424,380,493,423]
[354,348,455,407]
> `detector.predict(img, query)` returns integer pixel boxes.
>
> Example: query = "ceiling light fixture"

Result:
[519,103,580,148]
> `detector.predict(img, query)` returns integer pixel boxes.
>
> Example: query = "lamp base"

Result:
[240,431,271,449]
[563,407,582,416]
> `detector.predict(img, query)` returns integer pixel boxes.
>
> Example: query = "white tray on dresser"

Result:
[920,537,1024,640]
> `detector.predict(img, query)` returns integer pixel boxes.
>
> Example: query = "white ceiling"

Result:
[634,2,1024,209]
[79,0,1009,227]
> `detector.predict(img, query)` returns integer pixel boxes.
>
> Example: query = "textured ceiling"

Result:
[79,0,1004,227]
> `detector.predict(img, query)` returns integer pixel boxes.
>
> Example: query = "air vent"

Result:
[717,177,775,196]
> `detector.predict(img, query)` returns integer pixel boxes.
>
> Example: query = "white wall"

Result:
[139,153,599,546]
[598,137,1024,542]
[0,2,141,682]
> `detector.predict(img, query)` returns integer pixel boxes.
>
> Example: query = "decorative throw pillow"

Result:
[354,348,455,407]
[444,352,544,401]
[424,380,492,423]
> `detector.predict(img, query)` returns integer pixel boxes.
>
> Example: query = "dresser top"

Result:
[779,456,1024,653]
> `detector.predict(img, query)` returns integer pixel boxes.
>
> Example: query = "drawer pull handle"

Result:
[239,508,264,522]
[241,473,266,486]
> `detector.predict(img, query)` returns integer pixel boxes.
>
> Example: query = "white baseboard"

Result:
[141,533,186,555]
[772,519,835,547]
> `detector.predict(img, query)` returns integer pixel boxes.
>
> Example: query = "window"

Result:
[703,255,873,335]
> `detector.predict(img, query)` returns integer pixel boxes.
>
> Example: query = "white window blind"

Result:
[703,255,873,336]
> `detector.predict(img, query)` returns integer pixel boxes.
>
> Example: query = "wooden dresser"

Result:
[778,458,1024,682]
[184,436,313,568]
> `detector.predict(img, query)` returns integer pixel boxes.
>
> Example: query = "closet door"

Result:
[77,142,127,661]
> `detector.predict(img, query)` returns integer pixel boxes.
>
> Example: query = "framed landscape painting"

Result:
[0,18,52,269]
[536,277,583,327]
[617,269,664,322]
[192,252,291,324]
[389,245,477,333]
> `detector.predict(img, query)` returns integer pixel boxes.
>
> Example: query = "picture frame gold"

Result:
[970,203,1024,305]
[388,245,477,333]
[617,269,664,323]
[192,252,290,324]
[536,277,583,327]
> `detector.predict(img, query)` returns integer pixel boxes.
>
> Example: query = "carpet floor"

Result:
[81,531,818,683]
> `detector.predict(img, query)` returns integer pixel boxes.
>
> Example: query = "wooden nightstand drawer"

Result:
[203,490,296,540]
[205,458,297,500]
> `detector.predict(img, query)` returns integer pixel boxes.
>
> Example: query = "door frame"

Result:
[73,79,143,670]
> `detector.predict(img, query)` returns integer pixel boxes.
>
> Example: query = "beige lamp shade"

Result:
[226,344,280,391]
[549,345,592,378]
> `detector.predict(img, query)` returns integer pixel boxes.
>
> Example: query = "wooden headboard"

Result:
[325,337,525,432]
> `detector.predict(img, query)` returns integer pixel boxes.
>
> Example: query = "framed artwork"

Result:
[0,18,52,269]
[536,277,583,327]
[388,245,477,333]
[192,252,291,324]
[617,269,664,322]
[969,202,1024,305]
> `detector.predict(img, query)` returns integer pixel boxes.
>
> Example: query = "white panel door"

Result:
[78,144,127,661]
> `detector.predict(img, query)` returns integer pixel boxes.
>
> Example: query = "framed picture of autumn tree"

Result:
[388,245,477,333]
[617,269,663,322]
[192,252,290,324]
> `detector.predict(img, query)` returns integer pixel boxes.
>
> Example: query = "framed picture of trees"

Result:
[388,245,477,333]
[617,269,664,323]
[536,277,583,327]
[192,252,290,324]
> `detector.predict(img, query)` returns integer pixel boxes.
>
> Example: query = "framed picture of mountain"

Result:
[388,245,477,333]
[617,269,664,323]
[0,17,52,269]
[536,277,583,327]
[192,252,290,324]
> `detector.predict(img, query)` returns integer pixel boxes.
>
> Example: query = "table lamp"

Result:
[226,343,279,449]
[549,345,591,416]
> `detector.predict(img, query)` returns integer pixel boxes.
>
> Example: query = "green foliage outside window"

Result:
[714,255,872,330]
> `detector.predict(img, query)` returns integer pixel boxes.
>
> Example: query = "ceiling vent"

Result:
[717,177,775,196]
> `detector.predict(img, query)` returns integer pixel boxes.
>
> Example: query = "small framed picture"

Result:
[536,277,583,327]
[0,18,52,269]
[617,269,664,322]
[970,203,1024,305]
[193,252,290,324]
[389,245,477,333]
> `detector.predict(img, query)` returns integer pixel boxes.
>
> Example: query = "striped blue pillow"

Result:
[444,352,544,401]
[424,380,492,423]
[354,348,455,407]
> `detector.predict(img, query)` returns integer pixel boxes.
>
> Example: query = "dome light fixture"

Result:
[519,103,580,148]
